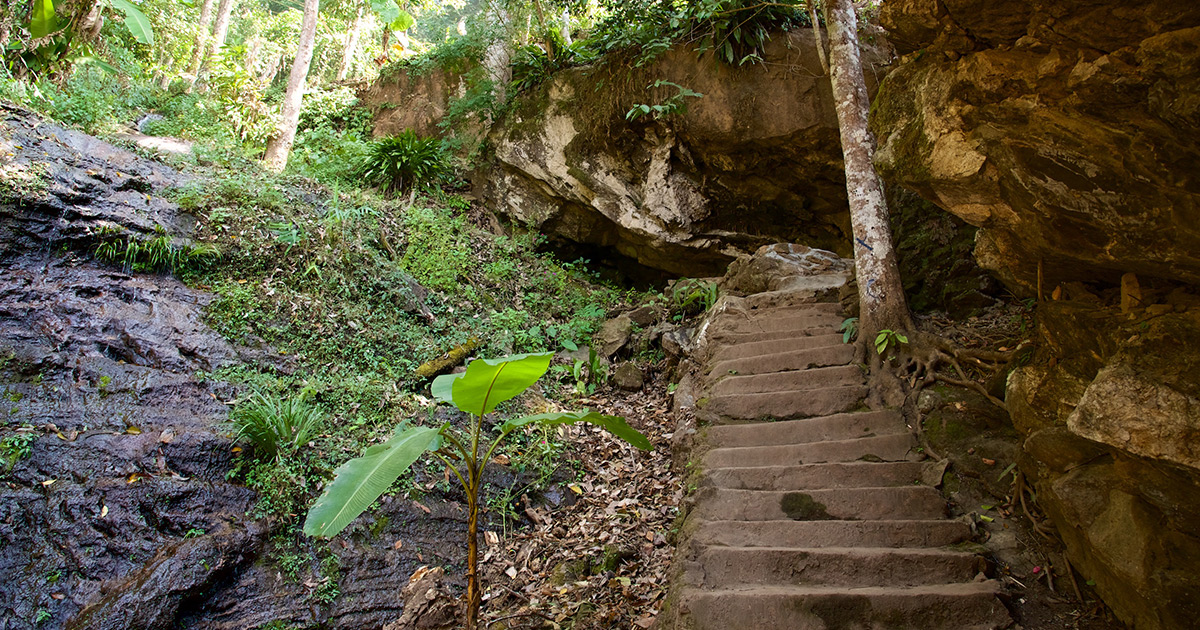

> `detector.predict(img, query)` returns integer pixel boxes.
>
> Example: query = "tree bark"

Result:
[336,6,365,82]
[560,7,571,45]
[262,0,320,172]
[825,0,911,336]
[185,0,215,81]
[198,0,236,80]
[481,3,512,106]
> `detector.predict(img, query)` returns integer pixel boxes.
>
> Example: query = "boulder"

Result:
[594,314,634,358]
[613,363,645,391]
[721,243,852,296]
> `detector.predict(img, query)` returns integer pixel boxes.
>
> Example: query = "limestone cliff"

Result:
[873,2,1200,628]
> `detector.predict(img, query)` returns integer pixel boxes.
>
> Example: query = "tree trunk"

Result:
[530,0,553,61]
[198,0,236,80]
[560,7,571,45]
[336,6,365,82]
[481,4,512,106]
[807,1,828,75]
[185,0,216,81]
[825,0,911,336]
[262,0,320,172]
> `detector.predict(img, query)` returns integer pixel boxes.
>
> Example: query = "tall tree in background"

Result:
[825,0,911,336]
[336,4,366,81]
[197,0,237,80]
[263,0,321,172]
[185,0,216,81]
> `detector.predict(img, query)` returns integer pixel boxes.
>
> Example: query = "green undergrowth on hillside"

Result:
[174,169,643,543]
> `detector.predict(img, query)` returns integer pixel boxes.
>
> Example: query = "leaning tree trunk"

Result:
[807,0,828,74]
[336,6,365,82]
[826,0,912,337]
[185,0,215,82]
[262,0,320,172]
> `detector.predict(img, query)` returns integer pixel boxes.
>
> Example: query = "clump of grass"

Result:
[231,391,326,460]
[359,130,447,196]
[93,224,221,274]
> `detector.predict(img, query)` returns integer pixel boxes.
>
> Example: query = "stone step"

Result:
[720,312,845,334]
[687,546,987,588]
[704,433,916,468]
[739,301,845,318]
[676,582,1011,630]
[711,364,863,395]
[710,327,837,345]
[709,345,858,379]
[693,519,973,549]
[702,385,868,422]
[710,333,845,364]
[703,461,931,491]
[692,487,947,521]
[705,410,906,448]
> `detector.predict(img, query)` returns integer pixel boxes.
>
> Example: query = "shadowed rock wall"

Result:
[873,3,1200,628]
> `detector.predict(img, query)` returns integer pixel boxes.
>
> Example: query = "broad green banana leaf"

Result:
[107,0,154,45]
[502,410,653,451]
[432,352,554,417]
[304,425,440,537]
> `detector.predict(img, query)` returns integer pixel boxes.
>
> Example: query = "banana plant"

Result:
[304,352,651,630]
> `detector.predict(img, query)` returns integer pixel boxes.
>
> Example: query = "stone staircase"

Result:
[665,283,1012,629]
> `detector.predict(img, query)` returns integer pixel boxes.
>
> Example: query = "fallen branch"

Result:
[415,337,481,379]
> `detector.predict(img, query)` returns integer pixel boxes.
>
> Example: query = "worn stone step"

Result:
[702,385,868,422]
[676,582,1011,630]
[687,546,987,588]
[740,301,845,318]
[704,432,917,468]
[709,345,859,380]
[711,364,863,395]
[710,327,837,345]
[720,312,845,335]
[703,461,931,491]
[710,333,845,364]
[705,410,906,448]
[692,487,947,521]
[693,519,973,549]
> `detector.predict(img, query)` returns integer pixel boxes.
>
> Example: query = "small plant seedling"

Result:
[840,317,858,343]
[874,329,909,357]
[304,352,651,630]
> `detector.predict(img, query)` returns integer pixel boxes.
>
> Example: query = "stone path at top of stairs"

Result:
[667,291,1013,630]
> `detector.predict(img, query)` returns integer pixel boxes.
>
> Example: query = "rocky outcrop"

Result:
[871,3,1200,628]
[363,31,890,278]
[359,62,474,139]
[873,0,1200,292]
[474,30,894,277]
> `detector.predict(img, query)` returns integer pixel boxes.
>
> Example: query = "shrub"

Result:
[359,130,447,196]
[231,391,326,460]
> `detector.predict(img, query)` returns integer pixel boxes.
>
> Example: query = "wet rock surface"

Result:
[0,108,466,630]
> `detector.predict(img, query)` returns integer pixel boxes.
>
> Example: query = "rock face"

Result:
[365,31,890,277]
[0,107,460,630]
[870,4,1200,627]
[873,0,1200,292]
[475,30,893,277]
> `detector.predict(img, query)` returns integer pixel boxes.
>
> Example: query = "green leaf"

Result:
[561,339,578,352]
[30,0,58,39]
[304,425,440,537]
[106,0,154,45]
[389,9,414,32]
[75,55,119,74]
[370,0,400,24]
[431,372,459,405]
[896,333,909,344]
[448,352,554,417]
[502,410,653,451]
